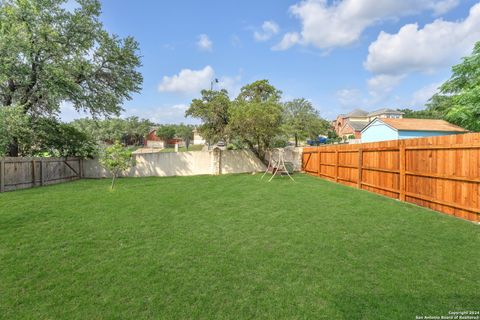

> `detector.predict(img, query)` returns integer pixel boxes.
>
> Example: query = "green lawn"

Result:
[0,174,478,319]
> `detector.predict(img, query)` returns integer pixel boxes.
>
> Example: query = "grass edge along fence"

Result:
[0,157,82,192]
[302,133,480,223]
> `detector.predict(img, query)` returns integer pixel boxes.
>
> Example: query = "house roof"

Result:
[376,118,468,132]
[347,120,370,132]
[368,108,404,117]
[346,109,369,117]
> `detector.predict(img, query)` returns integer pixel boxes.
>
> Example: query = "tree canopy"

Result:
[0,106,97,157]
[185,89,230,144]
[409,41,480,131]
[228,80,284,159]
[70,117,153,146]
[283,98,330,147]
[175,124,194,150]
[0,0,143,156]
[155,125,176,142]
[185,79,330,159]
[436,41,480,131]
[396,108,443,120]
[0,0,142,116]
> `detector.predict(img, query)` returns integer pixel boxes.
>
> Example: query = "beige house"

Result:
[193,129,206,145]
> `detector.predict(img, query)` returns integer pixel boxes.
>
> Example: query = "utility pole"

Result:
[210,78,219,91]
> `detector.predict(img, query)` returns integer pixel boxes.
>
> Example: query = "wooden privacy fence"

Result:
[302,133,480,223]
[0,157,82,192]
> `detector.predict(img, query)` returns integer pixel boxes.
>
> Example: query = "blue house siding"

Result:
[398,130,462,139]
[361,120,398,143]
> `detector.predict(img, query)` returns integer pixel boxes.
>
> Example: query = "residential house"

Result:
[334,108,404,139]
[193,128,206,145]
[145,128,183,148]
[361,118,468,143]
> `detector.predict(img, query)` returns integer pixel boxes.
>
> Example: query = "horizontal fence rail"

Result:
[302,133,480,223]
[0,157,81,192]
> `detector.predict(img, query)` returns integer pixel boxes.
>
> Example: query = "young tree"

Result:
[283,98,330,147]
[176,124,193,150]
[229,80,284,160]
[185,89,231,144]
[0,0,143,155]
[99,141,133,189]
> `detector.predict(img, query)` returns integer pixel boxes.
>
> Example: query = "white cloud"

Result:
[367,74,405,99]
[158,66,215,95]
[124,104,198,124]
[431,0,460,15]
[365,3,480,76]
[254,21,280,41]
[275,0,460,50]
[410,82,442,108]
[272,32,301,51]
[335,88,363,109]
[196,34,213,51]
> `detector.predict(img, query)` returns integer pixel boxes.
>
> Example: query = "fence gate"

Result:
[0,157,82,192]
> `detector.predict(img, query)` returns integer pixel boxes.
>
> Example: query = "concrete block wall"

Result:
[82,149,266,178]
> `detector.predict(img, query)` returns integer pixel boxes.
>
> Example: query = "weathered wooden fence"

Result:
[0,157,82,192]
[302,133,480,223]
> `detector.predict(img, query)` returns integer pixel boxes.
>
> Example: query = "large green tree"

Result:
[283,98,330,147]
[229,80,284,159]
[434,41,480,131]
[185,89,231,144]
[0,0,143,155]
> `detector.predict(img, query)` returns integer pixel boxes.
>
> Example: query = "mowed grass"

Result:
[0,174,478,319]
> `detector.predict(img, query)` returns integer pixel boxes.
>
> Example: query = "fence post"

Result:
[357,149,363,190]
[32,160,36,187]
[334,150,339,182]
[317,148,321,177]
[0,160,4,193]
[78,158,83,178]
[40,160,45,186]
[399,144,406,201]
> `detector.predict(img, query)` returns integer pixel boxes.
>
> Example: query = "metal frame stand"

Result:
[261,149,295,182]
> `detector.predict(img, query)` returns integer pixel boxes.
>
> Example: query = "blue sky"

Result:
[61,0,480,123]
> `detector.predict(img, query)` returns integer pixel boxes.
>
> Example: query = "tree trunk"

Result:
[111,173,117,190]
[295,134,298,147]
[7,138,19,157]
